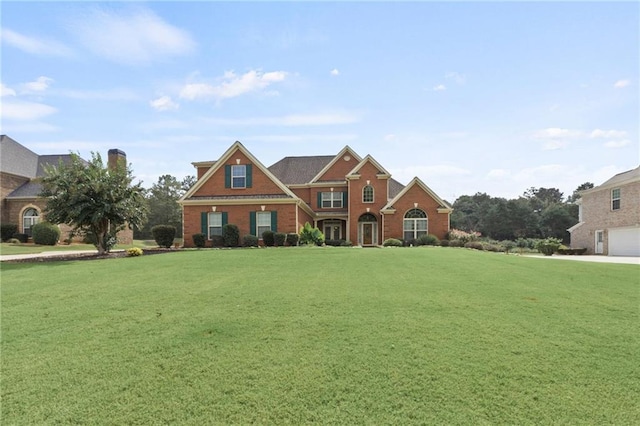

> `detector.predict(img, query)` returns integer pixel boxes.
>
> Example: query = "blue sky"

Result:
[1,1,638,201]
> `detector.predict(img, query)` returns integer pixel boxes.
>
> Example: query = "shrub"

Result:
[210,235,224,247]
[286,233,299,246]
[341,240,354,247]
[383,238,403,247]
[439,239,450,247]
[192,233,206,248]
[447,228,481,244]
[502,240,516,254]
[536,237,563,256]
[483,243,503,252]
[325,239,348,247]
[464,241,484,251]
[222,224,240,247]
[12,233,29,243]
[557,247,587,255]
[262,230,275,247]
[274,232,286,247]
[32,222,60,246]
[1,224,18,242]
[126,247,143,257]
[7,238,21,244]
[151,225,176,248]
[417,234,439,246]
[449,239,464,247]
[299,222,324,246]
[243,234,259,247]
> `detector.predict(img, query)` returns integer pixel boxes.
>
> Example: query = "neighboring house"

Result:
[0,135,132,244]
[179,141,452,247]
[568,166,640,256]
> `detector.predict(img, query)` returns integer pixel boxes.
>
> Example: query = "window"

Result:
[232,165,246,188]
[257,211,272,238]
[22,208,40,236]
[363,185,374,203]
[321,192,343,208]
[403,208,427,241]
[208,212,223,238]
[611,188,621,210]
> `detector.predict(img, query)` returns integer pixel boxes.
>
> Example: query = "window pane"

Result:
[208,212,222,226]
[257,212,271,226]
[416,219,428,231]
[231,165,246,188]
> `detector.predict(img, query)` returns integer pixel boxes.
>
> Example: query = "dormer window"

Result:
[363,185,374,203]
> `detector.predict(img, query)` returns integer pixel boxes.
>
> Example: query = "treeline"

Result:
[450,183,593,243]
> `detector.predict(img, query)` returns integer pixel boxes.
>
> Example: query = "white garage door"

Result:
[609,227,640,256]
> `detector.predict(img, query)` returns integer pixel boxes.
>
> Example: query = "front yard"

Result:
[1,247,638,424]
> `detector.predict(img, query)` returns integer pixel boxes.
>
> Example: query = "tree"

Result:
[567,182,594,203]
[40,152,147,254]
[539,204,577,242]
[136,175,195,239]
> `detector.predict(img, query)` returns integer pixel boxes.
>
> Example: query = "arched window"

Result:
[403,208,427,241]
[23,208,40,236]
[362,185,374,203]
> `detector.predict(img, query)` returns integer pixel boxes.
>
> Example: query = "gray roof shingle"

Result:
[268,155,334,185]
[0,135,39,178]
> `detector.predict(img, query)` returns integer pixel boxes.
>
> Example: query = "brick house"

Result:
[0,135,133,244]
[179,141,452,247]
[568,166,640,256]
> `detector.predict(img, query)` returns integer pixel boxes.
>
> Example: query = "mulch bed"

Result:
[5,248,179,263]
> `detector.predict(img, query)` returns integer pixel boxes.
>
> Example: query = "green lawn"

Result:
[1,248,638,424]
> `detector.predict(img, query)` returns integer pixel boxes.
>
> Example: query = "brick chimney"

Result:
[108,149,126,170]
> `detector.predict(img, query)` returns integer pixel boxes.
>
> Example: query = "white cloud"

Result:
[53,88,140,101]
[330,68,340,76]
[614,79,630,89]
[1,83,16,97]
[384,134,397,142]
[543,140,569,151]
[180,70,288,101]
[432,84,446,91]
[1,101,57,120]
[0,28,73,56]
[604,139,631,148]
[69,7,195,65]
[487,169,510,178]
[533,127,582,139]
[445,71,466,85]
[589,129,627,139]
[150,95,179,111]
[23,76,54,92]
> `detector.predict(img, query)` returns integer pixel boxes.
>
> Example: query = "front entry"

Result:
[358,213,378,246]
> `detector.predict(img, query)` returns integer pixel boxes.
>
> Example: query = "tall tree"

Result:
[137,175,195,238]
[567,182,594,203]
[40,152,147,254]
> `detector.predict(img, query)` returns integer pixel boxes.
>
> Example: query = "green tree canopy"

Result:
[39,152,147,254]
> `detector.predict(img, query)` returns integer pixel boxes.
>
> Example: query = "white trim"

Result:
[382,177,453,212]
[346,154,391,179]
[310,146,362,183]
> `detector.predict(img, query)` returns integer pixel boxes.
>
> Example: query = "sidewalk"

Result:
[0,250,117,262]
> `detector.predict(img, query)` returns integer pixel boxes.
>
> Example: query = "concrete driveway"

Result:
[527,254,640,265]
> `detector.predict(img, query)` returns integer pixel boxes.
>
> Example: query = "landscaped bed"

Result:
[1,248,637,424]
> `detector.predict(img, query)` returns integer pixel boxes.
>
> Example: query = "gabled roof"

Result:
[310,146,362,183]
[382,177,452,212]
[346,154,391,179]
[582,166,640,194]
[180,141,299,202]
[388,178,405,199]
[0,135,39,178]
[268,155,334,185]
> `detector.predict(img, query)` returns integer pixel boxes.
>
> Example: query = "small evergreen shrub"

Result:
[243,234,259,247]
[483,243,503,252]
[439,239,450,247]
[262,230,275,247]
[12,233,29,243]
[274,232,287,247]
[151,225,176,248]
[325,239,348,247]
[211,235,224,247]
[383,238,403,247]
[32,222,60,245]
[222,224,240,247]
[1,224,18,242]
[449,239,464,247]
[126,247,143,257]
[536,237,562,256]
[557,247,587,255]
[193,233,206,248]
[417,234,439,246]
[8,238,21,244]
[502,240,516,253]
[464,241,484,251]
[286,233,299,246]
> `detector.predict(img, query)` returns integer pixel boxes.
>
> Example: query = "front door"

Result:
[362,223,373,245]
[595,230,604,254]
